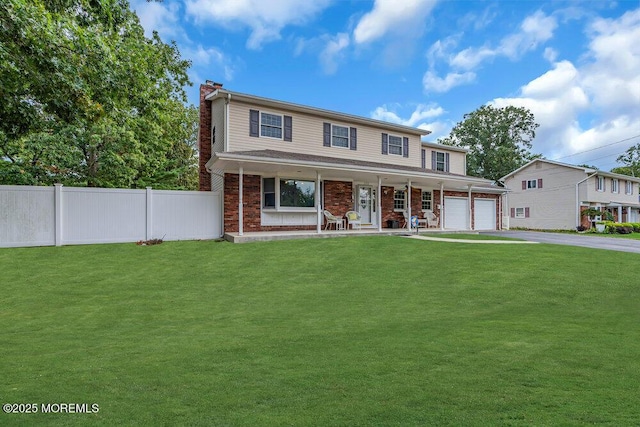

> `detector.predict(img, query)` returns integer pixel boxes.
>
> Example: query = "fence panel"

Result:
[0,186,56,247]
[152,190,220,241]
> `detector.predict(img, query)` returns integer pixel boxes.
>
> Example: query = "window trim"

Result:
[626,180,633,195]
[527,179,537,189]
[421,190,432,211]
[393,189,406,211]
[260,111,284,140]
[262,177,316,211]
[388,134,403,156]
[611,178,619,194]
[596,176,605,192]
[515,207,525,218]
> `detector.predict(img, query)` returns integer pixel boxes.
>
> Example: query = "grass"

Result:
[424,233,524,241]
[1,237,640,426]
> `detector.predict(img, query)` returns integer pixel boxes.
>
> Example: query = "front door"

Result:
[357,186,375,225]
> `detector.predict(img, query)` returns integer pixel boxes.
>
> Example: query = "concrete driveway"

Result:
[481,230,640,254]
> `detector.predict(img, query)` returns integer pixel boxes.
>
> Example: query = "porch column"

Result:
[468,185,473,230]
[618,205,622,222]
[406,180,412,230]
[238,167,243,236]
[316,172,322,234]
[377,176,382,232]
[440,182,444,230]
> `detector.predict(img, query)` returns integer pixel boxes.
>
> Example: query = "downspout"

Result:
[576,172,597,228]
[498,179,507,230]
[224,93,231,152]
[468,184,473,230]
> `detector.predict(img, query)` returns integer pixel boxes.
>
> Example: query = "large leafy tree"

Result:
[612,143,640,178]
[0,0,198,189]
[439,105,541,183]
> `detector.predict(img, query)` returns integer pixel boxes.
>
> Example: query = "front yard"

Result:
[1,237,639,425]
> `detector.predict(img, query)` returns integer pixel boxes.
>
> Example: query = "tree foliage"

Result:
[612,143,640,178]
[0,0,198,189]
[439,105,541,183]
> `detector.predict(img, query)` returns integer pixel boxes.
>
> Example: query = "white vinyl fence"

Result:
[0,184,221,248]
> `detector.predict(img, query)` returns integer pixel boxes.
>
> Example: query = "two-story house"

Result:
[501,159,640,230]
[198,82,504,237]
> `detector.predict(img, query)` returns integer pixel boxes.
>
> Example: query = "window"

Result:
[435,152,446,171]
[515,207,525,218]
[331,125,349,148]
[261,112,282,139]
[263,178,316,209]
[421,191,432,210]
[611,178,619,193]
[527,180,537,189]
[388,135,403,156]
[626,180,633,195]
[512,207,530,218]
[394,190,405,210]
[596,176,605,191]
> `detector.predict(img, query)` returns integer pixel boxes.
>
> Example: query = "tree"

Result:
[0,0,198,189]
[612,143,640,178]
[439,105,541,183]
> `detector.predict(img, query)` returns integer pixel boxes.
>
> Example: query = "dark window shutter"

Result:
[522,180,527,190]
[538,178,543,189]
[445,153,450,172]
[525,207,530,218]
[323,123,331,147]
[249,110,259,137]
[284,115,292,141]
[510,208,515,218]
[381,133,388,155]
[350,127,357,151]
[402,137,409,158]
[431,151,436,170]
[421,149,426,169]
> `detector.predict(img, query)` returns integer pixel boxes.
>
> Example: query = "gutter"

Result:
[575,172,598,228]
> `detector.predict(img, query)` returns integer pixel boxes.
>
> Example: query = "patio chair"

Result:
[345,210,362,230]
[323,210,344,230]
[423,209,439,228]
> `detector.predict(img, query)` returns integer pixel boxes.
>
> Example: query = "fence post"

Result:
[54,183,63,246]
[146,187,153,241]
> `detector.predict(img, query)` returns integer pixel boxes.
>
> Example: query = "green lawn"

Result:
[2,237,640,426]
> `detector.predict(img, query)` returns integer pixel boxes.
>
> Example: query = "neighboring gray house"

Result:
[501,159,640,230]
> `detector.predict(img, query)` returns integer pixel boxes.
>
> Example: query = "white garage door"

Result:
[474,199,496,230]
[444,197,469,229]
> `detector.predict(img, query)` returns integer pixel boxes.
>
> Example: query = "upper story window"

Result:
[382,133,408,158]
[521,179,543,190]
[626,180,633,195]
[331,125,349,148]
[261,112,282,139]
[421,191,432,210]
[394,190,406,210]
[430,151,449,172]
[611,178,619,193]
[250,109,292,141]
[323,123,357,150]
[596,176,605,192]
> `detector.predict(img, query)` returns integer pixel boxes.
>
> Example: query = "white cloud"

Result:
[353,0,438,44]
[185,0,332,49]
[487,9,640,169]
[370,103,450,139]
[423,70,476,93]
[449,46,494,70]
[131,0,186,41]
[319,33,350,75]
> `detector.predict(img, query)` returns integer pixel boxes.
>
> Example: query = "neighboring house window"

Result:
[250,110,292,141]
[596,176,605,191]
[331,124,349,148]
[261,112,282,139]
[611,179,619,193]
[521,179,543,190]
[323,123,357,150]
[262,178,315,209]
[431,151,450,172]
[421,191,432,210]
[394,190,405,210]
[511,207,530,218]
[626,180,633,195]
[381,133,408,158]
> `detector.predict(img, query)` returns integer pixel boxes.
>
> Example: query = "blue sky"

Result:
[132,0,640,171]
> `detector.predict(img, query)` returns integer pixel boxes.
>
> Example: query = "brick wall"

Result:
[224,173,262,232]
[198,84,215,191]
[323,180,353,219]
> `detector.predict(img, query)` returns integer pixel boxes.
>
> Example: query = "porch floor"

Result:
[224,227,469,243]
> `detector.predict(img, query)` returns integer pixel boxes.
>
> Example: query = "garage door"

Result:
[474,199,496,230]
[444,197,469,229]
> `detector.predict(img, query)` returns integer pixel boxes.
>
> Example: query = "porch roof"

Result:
[206,149,506,193]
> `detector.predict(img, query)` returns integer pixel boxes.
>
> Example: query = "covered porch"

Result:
[206,150,504,237]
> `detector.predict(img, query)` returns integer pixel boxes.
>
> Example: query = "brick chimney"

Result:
[198,82,221,191]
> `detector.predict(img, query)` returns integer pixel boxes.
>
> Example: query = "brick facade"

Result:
[198,84,217,191]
